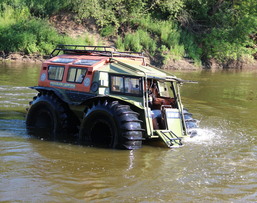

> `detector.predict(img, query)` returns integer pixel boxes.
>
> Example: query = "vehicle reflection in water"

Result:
[1,62,257,202]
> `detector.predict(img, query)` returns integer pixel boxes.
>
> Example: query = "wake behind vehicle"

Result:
[26,45,198,149]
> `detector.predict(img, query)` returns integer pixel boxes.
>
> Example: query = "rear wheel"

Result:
[26,92,78,141]
[183,109,199,137]
[79,100,144,149]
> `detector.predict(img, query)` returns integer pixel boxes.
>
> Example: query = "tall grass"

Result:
[116,29,157,54]
[0,4,92,55]
[0,18,60,54]
[115,36,125,51]
[128,15,202,63]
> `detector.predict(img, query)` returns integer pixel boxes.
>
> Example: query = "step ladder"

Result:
[156,130,183,148]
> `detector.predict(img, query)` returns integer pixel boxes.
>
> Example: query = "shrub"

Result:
[115,36,125,51]
[25,0,72,17]
[129,16,187,60]
[118,29,157,53]
[100,25,116,37]
[0,18,62,54]
[0,3,30,28]
[136,29,157,53]
[124,33,142,52]
[180,31,202,63]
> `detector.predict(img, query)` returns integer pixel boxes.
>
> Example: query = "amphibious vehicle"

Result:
[26,45,198,149]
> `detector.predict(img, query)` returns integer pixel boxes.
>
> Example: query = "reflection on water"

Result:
[1,63,257,202]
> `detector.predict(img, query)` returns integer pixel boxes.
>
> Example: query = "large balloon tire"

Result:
[79,100,144,149]
[183,109,199,137]
[26,92,78,141]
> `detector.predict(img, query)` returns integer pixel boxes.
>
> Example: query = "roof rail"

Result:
[50,44,144,58]
[50,44,116,57]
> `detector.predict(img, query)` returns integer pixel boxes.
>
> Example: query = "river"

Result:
[1,62,257,202]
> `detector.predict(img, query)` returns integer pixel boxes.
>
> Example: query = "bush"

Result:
[0,2,95,55]
[1,0,256,68]
[184,0,257,65]
[0,3,30,27]
[136,29,157,53]
[100,25,116,37]
[115,36,125,51]
[119,29,157,53]
[180,31,202,63]
[124,33,142,52]
[24,0,72,17]
[129,16,190,60]
[0,18,63,54]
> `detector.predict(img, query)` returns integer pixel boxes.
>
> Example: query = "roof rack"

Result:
[50,44,144,58]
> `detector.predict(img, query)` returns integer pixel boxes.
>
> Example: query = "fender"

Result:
[80,95,144,110]
[30,86,143,110]
[30,86,96,105]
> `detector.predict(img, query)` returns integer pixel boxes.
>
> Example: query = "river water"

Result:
[1,62,257,202]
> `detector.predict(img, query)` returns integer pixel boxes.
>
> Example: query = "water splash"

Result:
[184,127,225,146]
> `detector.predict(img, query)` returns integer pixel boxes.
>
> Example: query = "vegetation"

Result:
[0,0,256,68]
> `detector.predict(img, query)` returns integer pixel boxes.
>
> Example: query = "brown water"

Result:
[1,62,257,202]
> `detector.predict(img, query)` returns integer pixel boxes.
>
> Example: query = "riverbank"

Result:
[0,51,201,70]
[0,52,45,63]
[2,51,257,70]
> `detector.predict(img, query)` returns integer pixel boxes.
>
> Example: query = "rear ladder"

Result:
[156,130,183,148]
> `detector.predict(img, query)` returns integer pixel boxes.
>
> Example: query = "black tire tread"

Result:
[80,100,144,149]
[26,92,79,140]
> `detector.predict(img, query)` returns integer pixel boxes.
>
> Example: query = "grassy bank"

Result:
[0,0,256,69]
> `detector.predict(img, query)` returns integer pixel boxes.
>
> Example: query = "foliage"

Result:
[151,0,185,20]
[0,18,60,54]
[24,0,72,17]
[115,36,125,51]
[0,3,30,27]
[121,29,157,53]
[0,0,256,68]
[100,25,116,37]
[128,15,200,61]
[180,31,202,63]
[184,0,257,64]
[0,2,91,54]
[71,0,147,28]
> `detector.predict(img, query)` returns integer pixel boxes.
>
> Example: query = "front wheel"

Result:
[79,100,144,149]
[26,92,78,141]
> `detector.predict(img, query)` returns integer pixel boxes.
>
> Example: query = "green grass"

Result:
[0,4,93,55]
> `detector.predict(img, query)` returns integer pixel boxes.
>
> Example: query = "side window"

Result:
[67,68,87,83]
[111,76,124,93]
[110,75,142,96]
[124,77,141,94]
[48,66,64,81]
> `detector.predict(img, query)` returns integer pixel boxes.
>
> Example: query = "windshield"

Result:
[158,81,174,98]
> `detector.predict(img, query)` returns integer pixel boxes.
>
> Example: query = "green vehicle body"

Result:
[26,45,197,149]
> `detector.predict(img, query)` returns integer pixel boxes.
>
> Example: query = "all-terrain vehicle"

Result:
[26,45,198,149]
